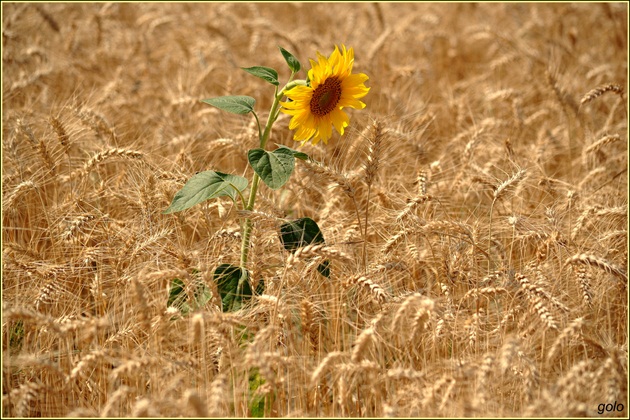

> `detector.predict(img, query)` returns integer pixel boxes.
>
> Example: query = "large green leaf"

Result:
[202,95,255,115]
[214,264,252,312]
[8,320,24,352]
[192,281,212,310]
[279,217,325,252]
[248,148,295,190]
[167,269,212,315]
[317,260,331,278]
[278,46,301,73]
[167,277,188,310]
[163,171,247,214]
[275,144,309,161]
[255,278,265,296]
[279,218,329,277]
[249,369,267,417]
[242,66,279,86]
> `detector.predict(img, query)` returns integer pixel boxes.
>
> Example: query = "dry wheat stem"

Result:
[344,275,388,304]
[516,273,558,330]
[580,83,625,105]
[583,133,622,156]
[286,243,353,268]
[311,351,345,386]
[362,119,386,271]
[547,317,585,363]
[2,4,626,417]
[564,253,627,282]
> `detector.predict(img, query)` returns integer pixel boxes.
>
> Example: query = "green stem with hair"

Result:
[236,78,304,296]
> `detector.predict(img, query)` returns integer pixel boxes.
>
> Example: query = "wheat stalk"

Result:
[409,300,433,341]
[584,133,622,155]
[461,287,508,301]
[300,299,319,355]
[311,351,345,386]
[516,273,558,330]
[580,83,625,105]
[572,265,593,307]
[476,354,495,406]
[351,326,375,363]
[208,375,228,417]
[387,367,425,381]
[564,253,627,282]
[344,275,388,304]
[396,194,431,223]
[99,385,131,417]
[3,180,38,210]
[300,159,355,197]
[2,4,627,417]
[499,336,521,375]
[183,390,208,417]
[364,119,385,188]
[74,107,118,143]
[391,292,423,330]
[286,243,353,268]
[493,169,527,202]
[547,317,585,363]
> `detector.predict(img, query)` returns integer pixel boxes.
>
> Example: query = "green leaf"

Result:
[163,171,247,214]
[279,217,325,252]
[242,66,279,86]
[280,218,329,277]
[214,264,252,312]
[192,282,212,310]
[9,320,24,352]
[249,369,267,417]
[275,144,309,160]
[167,278,188,309]
[248,148,295,190]
[317,260,331,278]
[167,270,211,315]
[255,278,265,296]
[202,95,255,115]
[278,46,301,73]
[167,277,192,316]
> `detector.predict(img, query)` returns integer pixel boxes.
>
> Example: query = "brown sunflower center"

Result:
[310,77,342,117]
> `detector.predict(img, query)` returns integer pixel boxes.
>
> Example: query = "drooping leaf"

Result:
[214,264,252,312]
[242,66,279,86]
[192,281,212,310]
[275,144,309,160]
[163,171,247,214]
[167,270,211,315]
[9,320,24,352]
[249,369,267,417]
[278,46,301,73]
[279,217,325,252]
[280,218,329,277]
[167,278,188,309]
[255,278,265,296]
[317,260,331,278]
[248,148,295,190]
[202,95,256,115]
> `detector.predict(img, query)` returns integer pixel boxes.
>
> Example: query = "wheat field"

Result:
[2,2,628,417]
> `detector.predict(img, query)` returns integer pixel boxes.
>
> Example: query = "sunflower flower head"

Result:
[281,45,370,145]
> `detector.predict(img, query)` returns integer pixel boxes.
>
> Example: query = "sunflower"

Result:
[280,45,370,145]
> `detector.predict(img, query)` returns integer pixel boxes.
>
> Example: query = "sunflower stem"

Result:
[276,79,307,100]
[238,87,283,296]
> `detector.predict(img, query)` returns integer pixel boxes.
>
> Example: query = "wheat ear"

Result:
[362,119,386,270]
[344,275,388,304]
[580,83,625,105]
[564,253,627,282]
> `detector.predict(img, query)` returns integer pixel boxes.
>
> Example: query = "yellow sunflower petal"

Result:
[281,44,369,145]
[331,109,350,136]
